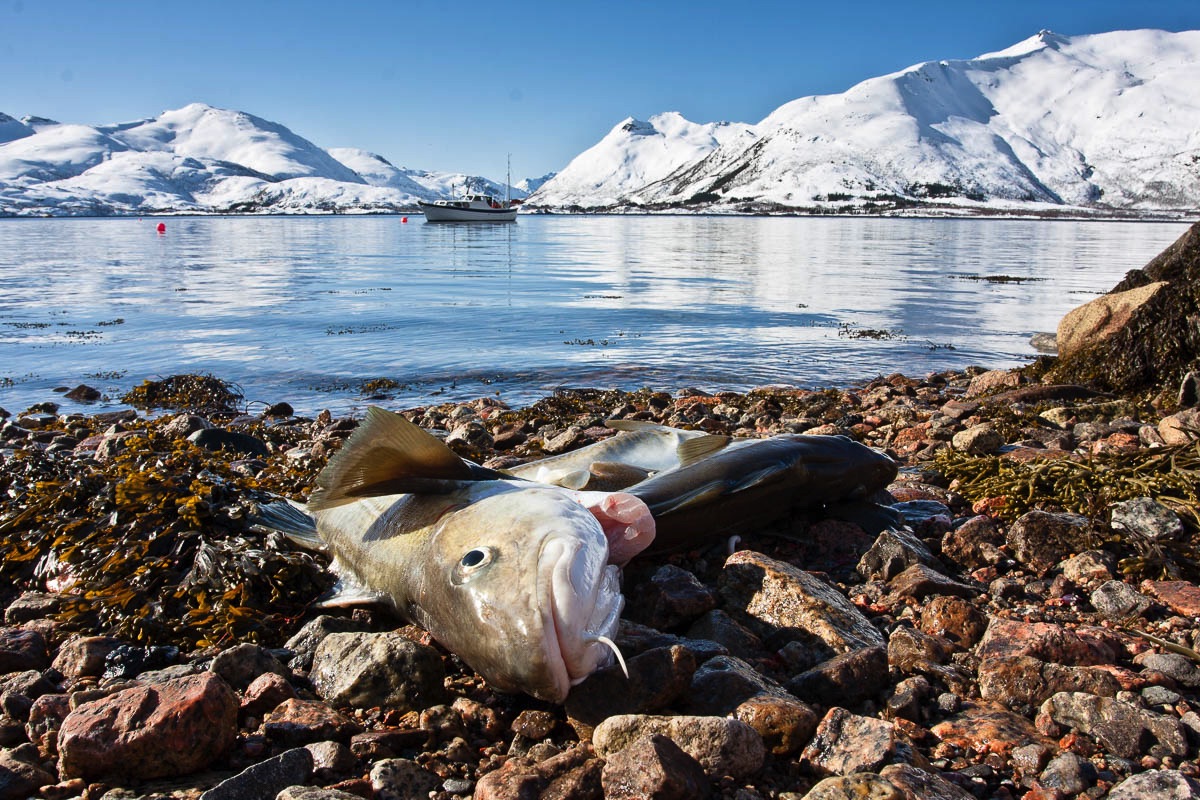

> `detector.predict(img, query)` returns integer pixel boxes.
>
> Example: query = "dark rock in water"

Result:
[1048,220,1200,394]
[264,401,294,418]
[63,384,101,402]
[188,428,270,458]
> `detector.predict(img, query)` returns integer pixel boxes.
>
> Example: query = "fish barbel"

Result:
[265,407,656,703]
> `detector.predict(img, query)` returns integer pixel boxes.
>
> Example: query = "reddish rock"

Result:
[801,707,911,777]
[600,734,710,800]
[1141,580,1200,617]
[262,698,361,746]
[918,596,987,647]
[931,701,1054,757]
[978,656,1121,710]
[56,672,238,781]
[887,563,979,601]
[50,636,122,679]
[240,671,297,719]
[0,628,49,673]
[733,695,819,756]
[475,743,602,800]
[25,693,70,758]
[976,618,1126,667]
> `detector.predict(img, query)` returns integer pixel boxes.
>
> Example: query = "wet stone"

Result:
[310,631,446,711]
[592,714,765,779]
[187,427,270,457]
[719,550,884,658]
[786,645,889,708]
[101,644,179,681]
[198,746,313,800]
[600,733,711,800]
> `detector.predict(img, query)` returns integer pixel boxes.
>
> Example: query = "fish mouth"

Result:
[538,536,624,701]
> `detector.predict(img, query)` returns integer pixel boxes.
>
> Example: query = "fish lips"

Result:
[535,534,625,702]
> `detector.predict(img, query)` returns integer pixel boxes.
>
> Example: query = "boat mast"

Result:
[505,154,511,206]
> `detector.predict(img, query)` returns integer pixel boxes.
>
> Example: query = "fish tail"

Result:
[250,500,324,551]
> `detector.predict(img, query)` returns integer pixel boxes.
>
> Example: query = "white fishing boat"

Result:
[419,156,519,222]
[418,193,518,222]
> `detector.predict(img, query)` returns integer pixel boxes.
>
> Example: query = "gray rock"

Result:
[685,610,763,661]
[161,414,213,439]
[1040,691,1189,759]
[801,773,904,800]
[1006,510,1095,576]
[310,632,446,711]
[1090,580,1153,620]
[1038,750,1096,795]
[1137,652,1200,689]
[600,733,711,799]
[625,564,719,630]
[879,763,976,800]
[3,593,63,625]
[1106,770,1200,800]
[283,615,368,670]
[857,528,944,582]
[592,714,765,779]
[951,423,1003,454]
[1111,496,1187,541]
[786,645,889,708]
[304,740,357,778]
[685,655,793,716]
[276,787,365,800]
[800,707,904,777]
[370,757,443,800]
[209,643,289,691]
[719,551,884,659]
[566,645,696,737]
[198,747,313,800]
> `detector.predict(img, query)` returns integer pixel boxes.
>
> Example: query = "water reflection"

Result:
[0,215,1188,415]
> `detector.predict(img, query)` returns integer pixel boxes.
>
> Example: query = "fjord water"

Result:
[0,215,1189,416]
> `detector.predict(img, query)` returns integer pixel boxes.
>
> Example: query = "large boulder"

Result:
[1048,221,1200,395]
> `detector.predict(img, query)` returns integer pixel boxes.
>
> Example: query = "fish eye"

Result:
[452,546,496,584]
[461,549,489,568]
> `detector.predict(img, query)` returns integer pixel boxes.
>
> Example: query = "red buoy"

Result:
[156,222,166,233]
[401,217,408,224]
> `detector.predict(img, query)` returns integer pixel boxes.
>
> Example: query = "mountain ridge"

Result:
[528,28,1200,216]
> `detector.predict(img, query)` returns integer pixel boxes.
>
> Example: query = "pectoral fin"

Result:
[677,434,733,467]
[309,406,501,510]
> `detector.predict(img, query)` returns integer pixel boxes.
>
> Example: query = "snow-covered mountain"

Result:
[529,29,1200,214]
[0,103,525,216]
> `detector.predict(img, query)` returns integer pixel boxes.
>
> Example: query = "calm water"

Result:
[0,215,1190,416]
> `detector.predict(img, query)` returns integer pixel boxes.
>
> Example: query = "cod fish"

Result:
[257,407,656,703]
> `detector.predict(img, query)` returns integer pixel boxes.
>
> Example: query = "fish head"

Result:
[411,485,631,703]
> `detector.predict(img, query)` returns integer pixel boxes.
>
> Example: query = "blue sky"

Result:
[2,0,1198,182]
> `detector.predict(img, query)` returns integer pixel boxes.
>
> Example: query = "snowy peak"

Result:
[0,113,35,146]
[531,28,1200,214]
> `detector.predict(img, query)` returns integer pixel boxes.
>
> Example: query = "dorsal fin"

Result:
[308,406,475,511]
[677,434,732,467]
[605,418,673,432]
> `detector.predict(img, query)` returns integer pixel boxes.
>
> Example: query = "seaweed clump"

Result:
[0,417,331,648]
[935,442,1200,580]
[122,374,243,415]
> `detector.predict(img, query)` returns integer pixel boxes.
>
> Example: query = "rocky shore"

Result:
[2,362,1200,800]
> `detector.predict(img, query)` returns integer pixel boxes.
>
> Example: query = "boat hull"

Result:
[418,202,518,222]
